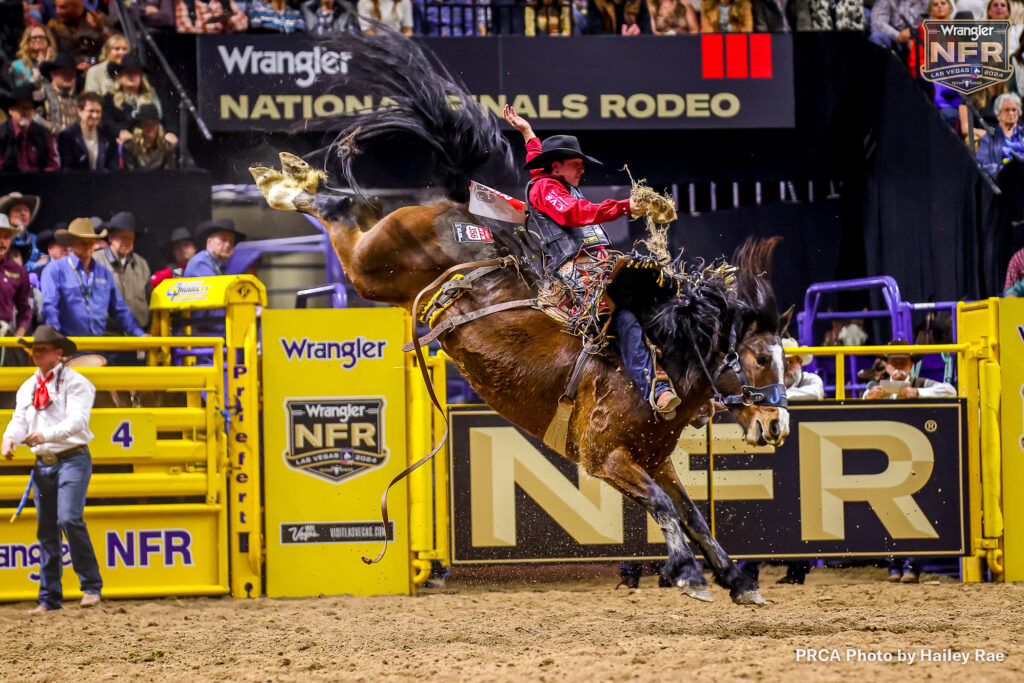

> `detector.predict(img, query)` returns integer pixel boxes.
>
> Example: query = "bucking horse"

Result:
[250,27,791,605]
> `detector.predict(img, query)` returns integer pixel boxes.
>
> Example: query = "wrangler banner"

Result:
[449,402,968,563]
[196,34,794,131]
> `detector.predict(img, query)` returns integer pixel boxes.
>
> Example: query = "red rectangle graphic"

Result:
[749,34,773,78]
[702,34,724,79]
[725,34,748,79]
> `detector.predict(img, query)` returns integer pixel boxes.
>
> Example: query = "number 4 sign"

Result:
[112,420,134,448]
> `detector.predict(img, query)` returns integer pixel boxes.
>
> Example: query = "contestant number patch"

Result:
[452,222,493,243]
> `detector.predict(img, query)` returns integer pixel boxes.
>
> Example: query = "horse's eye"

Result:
[756,355,770,367]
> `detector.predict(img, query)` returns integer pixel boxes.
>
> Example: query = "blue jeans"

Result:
[613,310,669,404]
[33,450,102,609]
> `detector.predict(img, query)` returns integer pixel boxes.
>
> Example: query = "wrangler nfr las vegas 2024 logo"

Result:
[283,397,388,484]
[922,20,1014,95]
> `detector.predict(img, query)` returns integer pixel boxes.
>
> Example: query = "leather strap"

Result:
[563,344,595,402]
[402,298,539,352]
[362,256,519,565]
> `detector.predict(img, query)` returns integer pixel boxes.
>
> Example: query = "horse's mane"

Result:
[642,237,782,391]
[318,24,520,202]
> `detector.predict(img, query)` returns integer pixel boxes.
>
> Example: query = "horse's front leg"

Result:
[599,447,711,602]
[649,459,766,606]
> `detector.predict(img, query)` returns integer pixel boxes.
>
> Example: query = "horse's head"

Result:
[645,237,790,447]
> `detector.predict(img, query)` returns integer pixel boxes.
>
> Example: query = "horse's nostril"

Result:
[768,419,781,438]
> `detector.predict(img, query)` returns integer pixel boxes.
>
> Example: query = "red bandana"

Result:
[33,371,54,410]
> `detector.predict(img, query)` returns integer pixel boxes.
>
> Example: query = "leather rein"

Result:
[694,316,788,411]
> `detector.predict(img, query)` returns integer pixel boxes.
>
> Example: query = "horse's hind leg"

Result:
[601,447,711,602]
[649,459,766,606]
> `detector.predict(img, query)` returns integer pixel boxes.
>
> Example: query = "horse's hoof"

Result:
[732,590,767,606]
[678,582,713,602]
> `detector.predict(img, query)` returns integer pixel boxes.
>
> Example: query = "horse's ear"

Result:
[779,305,795,335]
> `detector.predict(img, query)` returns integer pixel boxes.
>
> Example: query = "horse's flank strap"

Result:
[402,298,539,351]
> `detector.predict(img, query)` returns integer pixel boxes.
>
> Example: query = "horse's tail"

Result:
[319,25,518,203]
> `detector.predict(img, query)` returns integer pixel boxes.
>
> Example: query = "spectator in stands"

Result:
[248,0,307,31]
[103,53,176,148]
[57,91,119,170]
[108,0,177,31]
[0,214,33,341]
[357,0,414,34]
[969,81,1010,131]
[753,0,812,31]
[584,0,652,32]
[150,226,195,288]
[415,0,490,35]
[83,34,130,96]
[93,211,152,332]
[123,104,177,170]
[184,218,245,278]
[8,25,55,88]
[989,0,1022,54]
[525,0,574,35]
[700,0,752,32]
[40,218,146,366]
[862,340,956,399]
[1004,245,1024,296]
[174,0,250,33]
[47,0,108,72]
[39,52,81,134]
[1,192,43,273]
[0,84,60,172]
[976,93,1024,176]
[869,0,927,52]
[650,0,698,33]
[301,0,358,34]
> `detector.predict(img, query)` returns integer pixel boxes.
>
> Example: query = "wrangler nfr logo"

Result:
[922,20,1014,95]
[283,397,388,484]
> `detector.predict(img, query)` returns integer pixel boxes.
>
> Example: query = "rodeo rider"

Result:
[2,325,102,612]
[503,104,681,418]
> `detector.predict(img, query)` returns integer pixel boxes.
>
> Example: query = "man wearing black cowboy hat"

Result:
[862,339,956,400]
[184,218,246,279]
[93,211,152,330]
[2,324,103,611]
[57,91,119,171]
[123,103,178,171]
[503,105,681,417]
[0,84,60,172]
[150,226,196,289]
[39,52,82,134]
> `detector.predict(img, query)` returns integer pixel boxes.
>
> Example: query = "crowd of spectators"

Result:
[0,190,247,367]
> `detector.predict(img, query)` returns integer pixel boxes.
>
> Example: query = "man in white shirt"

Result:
[862,339,957,400]
[781,337,825,401]
[2,325,102,612]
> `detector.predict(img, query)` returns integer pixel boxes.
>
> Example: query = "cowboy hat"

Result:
[131,103,161,127]
[523,134,602,171]
[0,214,25,236]
[881,339,924,364]
[196,218,246,245]
[0,84,43,110]
[39,53,79,82]
[160,226,194,254]
[101,211,138,234]
[19,324,76,356]
[55,217,108,242]
[36,228,58,251]
[0,192,40,227]
[781,337,812,367]
[111,52,148,76]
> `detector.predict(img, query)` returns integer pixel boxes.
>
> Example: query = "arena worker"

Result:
[2,324,102,612]
[502,104,680,418]
[39,218,147,367]
[94,211,153,332]
[183,218,247,339]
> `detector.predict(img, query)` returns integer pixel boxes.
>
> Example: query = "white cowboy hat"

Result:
[781,337,812,366]
[0,214,25,236]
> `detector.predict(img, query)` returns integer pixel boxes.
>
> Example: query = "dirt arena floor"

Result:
[1,564,1022,682]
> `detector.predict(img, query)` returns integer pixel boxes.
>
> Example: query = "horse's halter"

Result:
[701,317,789,410]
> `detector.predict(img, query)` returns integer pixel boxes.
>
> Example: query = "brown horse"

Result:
[250,29,790,604]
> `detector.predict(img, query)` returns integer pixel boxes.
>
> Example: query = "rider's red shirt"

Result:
[526,137,631,227]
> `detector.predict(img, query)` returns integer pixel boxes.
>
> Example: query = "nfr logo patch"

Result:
[922,20,1014,95]
[283,397,388,484]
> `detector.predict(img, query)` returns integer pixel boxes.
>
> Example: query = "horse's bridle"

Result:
[702,317,788,410]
